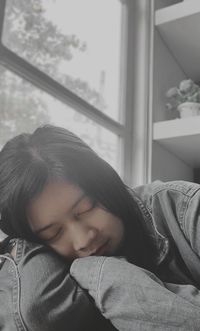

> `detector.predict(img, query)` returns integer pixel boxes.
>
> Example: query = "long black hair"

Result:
[0,125,156,270]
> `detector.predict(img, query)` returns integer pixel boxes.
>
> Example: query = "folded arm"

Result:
[71,256,200,331]
[18,242,116,331]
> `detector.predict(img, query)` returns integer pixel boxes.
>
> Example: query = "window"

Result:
[0,0,152,184]
[0,0,129,175]
[0,0,154,243]
[3,0,122,120]
[3,0,123,122]
[0,66,120,170]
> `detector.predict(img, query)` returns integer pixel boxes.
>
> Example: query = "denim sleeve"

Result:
[150,180,200,259]
[18,245,115,331]
[153,181,200,282]
[183,186,200,256]
[70,256,200,331]
[136,180,200,281]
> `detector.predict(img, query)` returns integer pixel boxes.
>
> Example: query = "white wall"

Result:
[153,30,186,122]
[155,0,182,10]
[152,141,193,181]
[151,5,194,182]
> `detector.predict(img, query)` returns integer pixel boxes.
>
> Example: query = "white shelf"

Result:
[155,0,200,81]
[153,116,200,167]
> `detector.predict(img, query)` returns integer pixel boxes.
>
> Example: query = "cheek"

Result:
[50,244,75,260]
[49,238,74,259]
[97,209,124,237]
[111,218,124,241]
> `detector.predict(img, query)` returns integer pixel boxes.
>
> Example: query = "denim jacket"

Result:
[132,180,200,287]
[70,180,200,330]
[71,256,200,331]
[0,238,116,330]
[1,180,200,330]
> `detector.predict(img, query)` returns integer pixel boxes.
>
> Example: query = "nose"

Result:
[70,223,98,254]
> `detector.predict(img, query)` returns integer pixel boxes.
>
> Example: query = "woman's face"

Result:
[27,181,124,260]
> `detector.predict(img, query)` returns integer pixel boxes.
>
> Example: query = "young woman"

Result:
[0,125,154,270]
[1,124,200,330]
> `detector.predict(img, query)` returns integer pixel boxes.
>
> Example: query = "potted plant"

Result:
[165,79,200,118]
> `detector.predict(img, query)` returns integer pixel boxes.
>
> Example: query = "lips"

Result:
[90,240,108,256]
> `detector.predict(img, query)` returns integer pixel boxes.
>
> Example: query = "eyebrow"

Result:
[35,193,86,235]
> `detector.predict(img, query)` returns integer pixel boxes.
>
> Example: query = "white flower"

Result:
[165,78,200,112]
[179,79,193,93]
[166,87,179,98]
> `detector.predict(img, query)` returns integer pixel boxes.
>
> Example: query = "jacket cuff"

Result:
[70,256,107,298]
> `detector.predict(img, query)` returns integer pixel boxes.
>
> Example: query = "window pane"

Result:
[2,0,124,121]
[0,67,121,172]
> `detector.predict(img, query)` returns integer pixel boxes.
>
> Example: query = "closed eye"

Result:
[41,199,97,242]
[74,199,97,220]
[43,228,63,244]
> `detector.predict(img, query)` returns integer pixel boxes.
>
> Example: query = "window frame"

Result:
[0,0,154,186]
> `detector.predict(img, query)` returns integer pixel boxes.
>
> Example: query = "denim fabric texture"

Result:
[1,180,200,330]
[70,180,200,330]
[132,180,200,287]
[71,256,200,331]
[0,238,116,330]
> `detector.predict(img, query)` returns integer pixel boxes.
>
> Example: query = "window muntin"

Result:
[0,66,121,172]
[2,0,124,122]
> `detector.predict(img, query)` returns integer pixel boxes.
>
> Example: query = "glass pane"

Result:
[2,0,124,121]
[0,67,121,172]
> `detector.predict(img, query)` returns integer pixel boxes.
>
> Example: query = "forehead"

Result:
[27,181,83,229]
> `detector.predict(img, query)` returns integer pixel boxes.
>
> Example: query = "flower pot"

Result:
[177,102,200,118]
